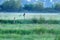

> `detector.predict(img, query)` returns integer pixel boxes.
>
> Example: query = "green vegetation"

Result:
[0,0,60,12]
[0,17,60,24]
[54,3,60,10]
[24,2,43,11]
[1,0,21,12]
[0,24,60,40]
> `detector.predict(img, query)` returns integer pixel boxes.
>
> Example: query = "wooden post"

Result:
[23,13,25,20]
[14,17,15,24]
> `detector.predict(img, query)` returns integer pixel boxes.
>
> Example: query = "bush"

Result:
[38,17,46,24]
[0,18,60,24]
[0,20,32,24]
[47,20,60,24]
[31,18,38,24]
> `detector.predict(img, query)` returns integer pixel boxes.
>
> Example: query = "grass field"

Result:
[0,13,60,20]
[0,24,60,40]
[0,13,60,40]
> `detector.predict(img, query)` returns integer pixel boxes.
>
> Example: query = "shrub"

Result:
[47,20,60,24]
[31,18,38,24]
[0,18,60,24]
[38,17,46,24]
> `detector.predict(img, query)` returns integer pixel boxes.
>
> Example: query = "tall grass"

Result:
[0,17,60,24]
[0,27,60,35]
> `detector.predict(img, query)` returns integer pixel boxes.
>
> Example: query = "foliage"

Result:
[1,0,21,12]
[23,2,44,11]
[38,17,46,24]
[0,0,60,12]
[23,4,34,11]
[0,24,60,40]
[47,20,59,24]
[0,18,60,24]
[54,3,60,10]
[31,18,38,23]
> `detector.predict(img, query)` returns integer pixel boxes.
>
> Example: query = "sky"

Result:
[0,0,60,7]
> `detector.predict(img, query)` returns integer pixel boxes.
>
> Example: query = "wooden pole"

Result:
[23,13,25,20]
[14,17,15,24]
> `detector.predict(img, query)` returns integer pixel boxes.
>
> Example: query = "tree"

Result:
[54,3,60,10]
[0,5,2,11]
[2,0,21,12]
[33,2,44,11]
[23,2,44,12]
[23,4,34,11]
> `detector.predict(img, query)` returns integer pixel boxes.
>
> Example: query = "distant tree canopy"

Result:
[54,3,60,10]
[0,0,60,12]
[33,2,44,11]
[1,0,21,12]
[23,4,35,11]
[23,2,44,11]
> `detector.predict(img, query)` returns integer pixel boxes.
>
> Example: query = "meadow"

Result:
[0,13,60,20]
[0,24,60,40]
[0,13,60,40]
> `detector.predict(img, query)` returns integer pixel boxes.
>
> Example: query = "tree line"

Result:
[0,0,60,12]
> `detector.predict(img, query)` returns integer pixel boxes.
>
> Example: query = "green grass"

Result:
[0,13,60,40]
[0,24,60,40]
[0,19,60,24]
